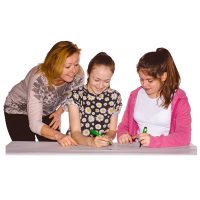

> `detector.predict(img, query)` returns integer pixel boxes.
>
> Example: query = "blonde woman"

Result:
[4,41,85,147]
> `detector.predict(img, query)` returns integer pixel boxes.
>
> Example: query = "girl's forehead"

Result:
[91,65,112,73]
[138,70,153,78]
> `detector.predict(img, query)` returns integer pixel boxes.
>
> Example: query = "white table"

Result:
[5,141,197,155]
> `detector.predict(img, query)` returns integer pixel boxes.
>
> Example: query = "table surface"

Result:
[5,141,197,155]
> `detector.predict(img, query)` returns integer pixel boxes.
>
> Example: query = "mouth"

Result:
[66,74,75,79]
[95,88,104,92]
[144,88,152,94]
[143,87,151,91]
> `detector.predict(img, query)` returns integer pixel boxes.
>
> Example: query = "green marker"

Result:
[140,127,147,147]
[90,129,102,136]
[90,129,112,145]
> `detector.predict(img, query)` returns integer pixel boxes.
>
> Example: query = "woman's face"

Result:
[60,52,80,83]
[87,65,113,95]
[138,70,167,98]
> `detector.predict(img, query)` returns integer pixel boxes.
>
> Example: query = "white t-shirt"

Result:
[134,88,171,136]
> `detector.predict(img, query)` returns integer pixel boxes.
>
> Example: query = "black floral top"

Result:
[66,86,122,136]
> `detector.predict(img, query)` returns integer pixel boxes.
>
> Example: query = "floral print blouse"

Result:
[4,65,85,134]
[66,86,122,136]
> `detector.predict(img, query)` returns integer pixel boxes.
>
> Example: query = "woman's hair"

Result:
[40,41,81,85]
[87,52,115,83]
[137,47,181,108]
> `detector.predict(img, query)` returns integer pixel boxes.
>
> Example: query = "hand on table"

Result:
[93,135,112,148]
[57,135,78,147]
[118,133,137,144]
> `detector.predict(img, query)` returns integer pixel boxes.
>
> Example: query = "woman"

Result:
[66,52,122,147]
[4,41,85,147]
[117,48,191,147]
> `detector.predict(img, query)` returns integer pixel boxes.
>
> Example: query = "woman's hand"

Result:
[118,133,134,144]
[93,135,112,148]
[57,135,78,147]
[138,134,150,147]
[49,107,64,129]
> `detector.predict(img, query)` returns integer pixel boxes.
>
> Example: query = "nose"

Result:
[141,80,148,88]
[99,82,104,89]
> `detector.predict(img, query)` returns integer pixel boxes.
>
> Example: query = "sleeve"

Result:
[149,97,191,147]
[63,89,80,111]
[27,74,46,135]
[113,91,122,115]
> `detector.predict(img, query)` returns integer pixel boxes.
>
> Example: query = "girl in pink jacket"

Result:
[117,48,191,147]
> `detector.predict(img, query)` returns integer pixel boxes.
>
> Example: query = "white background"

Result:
[0,0,199,200]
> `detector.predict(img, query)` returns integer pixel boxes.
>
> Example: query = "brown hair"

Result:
[87,52,115,83]
[137,47,180,108]
[40,41,81,85]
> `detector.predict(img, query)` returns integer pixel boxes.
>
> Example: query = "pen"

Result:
[90,129,112,145]
[139,127,147,147]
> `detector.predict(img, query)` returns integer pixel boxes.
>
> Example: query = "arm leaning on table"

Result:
[41,124,77,147]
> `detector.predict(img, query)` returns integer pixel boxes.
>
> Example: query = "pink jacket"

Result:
[117,87,191,147]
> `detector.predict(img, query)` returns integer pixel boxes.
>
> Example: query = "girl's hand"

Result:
[138,134,150,147]
[93,135,112,148]
[57,135,78,147]
[118,133,134,144]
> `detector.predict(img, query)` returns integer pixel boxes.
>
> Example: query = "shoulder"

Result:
[172,88,190,108]
[129,86,142,98]
[25,65,48,88]
[72,85,84,92]
[69,86,85,96]
[107,88,121,96]
[173,88,188,101]
[29,65,45,80]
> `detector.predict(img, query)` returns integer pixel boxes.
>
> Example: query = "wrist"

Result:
[55,132,64,141]
[56,107,64,115]
[88,137,96,147]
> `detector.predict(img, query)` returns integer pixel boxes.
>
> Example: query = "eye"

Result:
[64,64,71,69]
[148,79,154,83]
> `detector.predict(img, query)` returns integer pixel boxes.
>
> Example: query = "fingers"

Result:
[118,134,133,144]
[49,118,61,129]
[49,113,61,128]
[138,134,150,147]
[94,136,112,147]
[51,122,60,130]
[58,136,77,147]
[49,113,53,119]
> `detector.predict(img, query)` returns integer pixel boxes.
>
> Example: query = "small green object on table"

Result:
[90,129,112,145]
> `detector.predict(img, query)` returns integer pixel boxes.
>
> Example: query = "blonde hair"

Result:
[40,41,81,85]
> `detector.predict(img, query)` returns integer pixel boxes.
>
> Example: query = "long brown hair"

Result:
[40,41,81,85]
[137,47,180,108]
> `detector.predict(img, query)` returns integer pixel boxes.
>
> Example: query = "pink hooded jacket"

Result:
[117,87,191,147]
